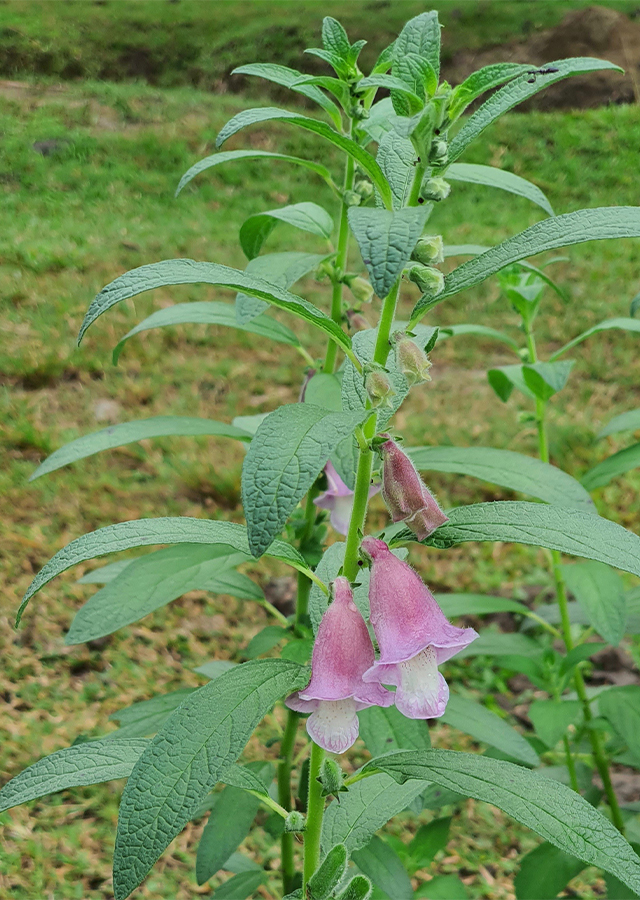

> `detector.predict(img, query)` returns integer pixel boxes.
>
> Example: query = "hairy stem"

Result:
[303,740,326,888]
[407,160,426,207]
[278,709,300,894]
[323,149,355,374]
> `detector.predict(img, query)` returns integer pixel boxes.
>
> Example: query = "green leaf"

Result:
[113,660,309,900]
[455,631,542,660]
[394,11,441,80]
[322,15,350,57]
[215,108,393,209]
[236,251,327,324]
[77,559,136,583]
[232,62,341,126]
[434,593,530,618]
[66,544,262,644]
[412,207,640,320]
[108,689,195,739]
[527,700,582,749]
[18,518,315,625]
[293,73,351,108]
[442,694,539,767]
[407,445,594,511]
[598,408,640,439]
[112,300,301,363]
[448,58,623,164]
[582,442,640,492]
[357,74,423,109]
[242,403,367,557]
[397,501,640,581]
[515,841,585,900]
[409,817,451,870]
[175,148,335,198]
[348,207,429,299]
[487,364,535,402]
[239,202,334,260]
[194,660,237,680]
[550,317,640,360]
[522,361,574,400]
[448,63,534,120]
[309,842,349,899]
[364,749,640,894]
[375,130,415,210]
[195,786,262,884]
[393,53,437,105]
[352,836,413,900]
[244,626,288,659]
[211,870,266,899]
[598,686,640,766]
[415,874,469,899]
[605,846,640,900]
[561,561,626,646]
[322,773,427,852]
[437,322,519,350]
[358,705,431,759]
[78,261,352,360]
[31,415,251,480]
[447,163,554,216]
[0,738,148,813]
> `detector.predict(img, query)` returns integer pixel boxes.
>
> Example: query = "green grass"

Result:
[2,67,640,899]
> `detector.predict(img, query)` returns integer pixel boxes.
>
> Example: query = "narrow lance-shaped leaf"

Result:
[232,62,341,126]
[364,749,640,895]
[77,260,354,362]
[358,704,431,759]
[442,694,539,767]
[560,561,626,646]
[582,442,640,491]
[236,250,328,324]
[434,593,531,618]
[376,130,416,210]
[437,323,519,350]
[31,415,252,481]
[108,689,195,740]
[113,660,310,900]
[598,407,640,439]
[195,785,262,885]
[352,836,413,900]
[514,841,586,900]
[599,687,640,767]
[239,202,334,260]
[215,107,393,209]
[550,317,640,360]
[446,163,554,216]
[394,11,441,80]
[211,871,265,899]
[391,500,640,581]
[448,63,535,120]
[17,517,320,625]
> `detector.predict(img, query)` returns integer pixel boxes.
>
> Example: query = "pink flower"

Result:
[360,537,477,719]
[380,436,448,540]
[314,461,380,536]
[286,576,393,753]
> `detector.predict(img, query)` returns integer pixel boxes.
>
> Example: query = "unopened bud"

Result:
[429,138,448,166]
[421,176,451,202]
[345,275,374,304]
[354,179,374,201]
[343,190,362,207]
[379,435,449,540]
[411,234,444,266]
[517,411,538,424]
[351,105,370,121]
[284,810,306,833]
[346,309,371,330]
[392,331,432,386]
[336,875,373,900]
[308,843,349,900]
[315,259,337,281]
[407,264,445,299]
[318,758,347,798]
[365,368,395,409]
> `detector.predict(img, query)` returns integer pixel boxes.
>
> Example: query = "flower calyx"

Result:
[364,365,395,409]
[284,810,306,834]
[411,234,444,266]
[407,264,445,301]
[392,331,433,386]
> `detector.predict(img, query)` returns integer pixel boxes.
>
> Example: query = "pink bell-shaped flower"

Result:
[360,537,477,719]
[286,576,393,753]
[314,461,380,536]
[380,436,448,540]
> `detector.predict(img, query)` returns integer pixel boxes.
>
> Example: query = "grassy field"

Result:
[2,40,640,900]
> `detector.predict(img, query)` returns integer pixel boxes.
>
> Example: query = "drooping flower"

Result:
[379,436,448,540]
[360,537,477,719]
[314,461,380,536]
[286,576,393,753]
[392,332,433,386]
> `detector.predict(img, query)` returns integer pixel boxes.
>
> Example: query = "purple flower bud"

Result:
[286,576,393,753]
[360,537,477,719]
[365,369,395,409]
[379,437,448,540]
[346,309,372,331]
[314,461,380,536]
[392,332,432,386]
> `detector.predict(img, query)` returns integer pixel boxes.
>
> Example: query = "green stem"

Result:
[303,740,325,888]
[278,709,299,894]
[323,149,355,374]
[563,734,580,792]
[407,160,426,207]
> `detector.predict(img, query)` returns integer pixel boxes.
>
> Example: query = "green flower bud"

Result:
[407,264,445,298]
[354,179,374,201]
[343,190,362,207]
[318,758,347,798]
[365,368,395,409]
[392,331,433,386]
[345,275,374,304]
[517,410,538,424]
[308,843,349,900]
[411,234,444,266]
[351,105,370,121]
[429,138,448,166]
[283,810,306,833]
[421,176,451,202]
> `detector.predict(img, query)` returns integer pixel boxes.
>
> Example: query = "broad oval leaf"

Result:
[560,561,626,646]
[232,62,341,125]
[550,317,640,360]
[175,149,335,197]
[17,518,315,625]
[581,442,640,491]
[242,403,368,557]
[598,407,640,439]
[112,300,301,363]
[215,107,393,208]
[522,360,574,400]
[77,260,352,360]
[0,738,149,812]
[487,364,535,402]
[365,749,640,895]
[113,660,309,900]
[442,694,539,767]
[407,446,594,511]
[348,206,429,299]
[447,163,554,216]
[527,700,582,749]
[31,415,251,480]
[393,501,640,581]
[239,202,333,260]
[394,11,441,80]
[448,58,623,164]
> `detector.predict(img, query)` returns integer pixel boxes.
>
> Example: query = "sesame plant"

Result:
[5,11,640,900]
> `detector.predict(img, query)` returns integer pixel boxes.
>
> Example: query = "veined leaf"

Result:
[242,403,368,557]
[215,107,393,209]
[395,501,640,581]
[236,250,327,324]
[448,58,623,164]
[77,260,353,361]
[581,442,640,491]
[527,700,582,749]
[407,445,594,511]
[195,786,262,885]
[364,749,640,894]
[358,705,431,759]
[113,660,309,900]
[352,835,413,900]
[17,518,316,625]
[447,163,554,216]
[412,207,640,320]
[348,206,429,298]
[515,841,586,900]
[239,202,333,260]
[437,323,519,350]
[442,694,539,767]
[108,689,195,740]
[232,62,341,125]
[394,11,441,80]
[0,739,149,813]
[175,149,335,197]
[561,561,626,646]
[291,73,351,108]
[448,63,534,120]
[31,415,251,480]
[550,317,640,360]
[376,130,415,210]
[357,73,423,108]
[597,407,640,439]
[194,660,237,680]
[66,544,263,644]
